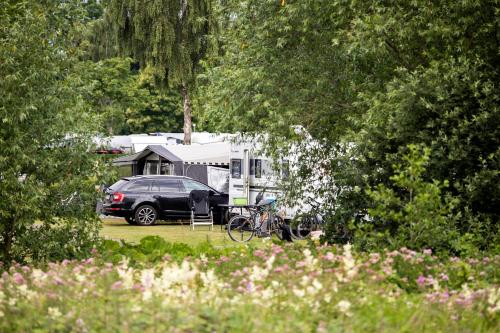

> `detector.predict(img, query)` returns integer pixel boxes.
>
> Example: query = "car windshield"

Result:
[109,179,129,191]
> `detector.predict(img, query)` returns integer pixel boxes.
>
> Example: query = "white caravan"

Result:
[228,139,295,219]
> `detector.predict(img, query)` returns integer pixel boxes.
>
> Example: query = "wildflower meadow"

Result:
[1,237,498,332]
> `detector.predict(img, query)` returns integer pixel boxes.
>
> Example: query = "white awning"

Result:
[167,142,230,165]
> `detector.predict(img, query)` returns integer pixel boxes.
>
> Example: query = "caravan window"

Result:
[231,159,242,179]
[255,159,262,178]
[262,160,274,177]
[249,159,262,178]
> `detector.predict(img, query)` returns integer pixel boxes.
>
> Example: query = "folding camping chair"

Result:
[190,190,213,230]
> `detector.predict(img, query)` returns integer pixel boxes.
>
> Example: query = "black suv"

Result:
[102,176,228,226]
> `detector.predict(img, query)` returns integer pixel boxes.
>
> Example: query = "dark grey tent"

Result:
[112,145,183,177]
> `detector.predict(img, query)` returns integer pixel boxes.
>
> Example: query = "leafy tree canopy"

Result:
[0,0,105,263]
[198,0,500,253]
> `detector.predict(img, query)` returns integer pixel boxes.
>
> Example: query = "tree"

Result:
[77,57,184,135]
[199,0,500,253]
[108,0,217,144]
[0,1,104,263]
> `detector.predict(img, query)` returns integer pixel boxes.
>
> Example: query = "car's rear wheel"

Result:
[135,205,157,226]
[125,216,136,225]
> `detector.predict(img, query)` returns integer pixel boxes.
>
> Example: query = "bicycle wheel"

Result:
[227,215,255,242]
[291,216,314,239]
[271,215,286,240]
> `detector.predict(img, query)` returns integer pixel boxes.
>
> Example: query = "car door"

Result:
[151,179,186,216]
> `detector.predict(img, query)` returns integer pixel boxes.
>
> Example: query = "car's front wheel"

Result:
[135,205,157,226]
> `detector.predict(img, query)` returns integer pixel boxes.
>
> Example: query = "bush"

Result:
[358,145,461,254]
[11,218,102,264]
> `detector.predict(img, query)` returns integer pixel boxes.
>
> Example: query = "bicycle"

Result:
[290,214,324,240]
[227,199,286,242]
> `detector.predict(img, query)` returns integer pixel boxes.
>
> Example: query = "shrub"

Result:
[360,145,460,254]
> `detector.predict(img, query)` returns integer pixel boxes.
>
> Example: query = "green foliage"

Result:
[361,145,459,253]
[78,57,149,134]
[126,66,184,134]
[99,236,231,265]
[199,0,500,254]
[0,0,105,263]
[76,57,184,135]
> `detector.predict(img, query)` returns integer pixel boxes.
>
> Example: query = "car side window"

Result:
[126,180,151,191]
[152,179,181,192]
[182,180,212,192]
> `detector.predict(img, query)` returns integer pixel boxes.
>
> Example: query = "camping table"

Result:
[217,204,256,231]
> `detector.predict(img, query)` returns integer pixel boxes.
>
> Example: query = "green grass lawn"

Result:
[101,217,271,247]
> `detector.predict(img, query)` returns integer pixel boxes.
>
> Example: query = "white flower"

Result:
[265,255,276,270]
[342,243,357,279]
[487,288,500,314]
[312,279,323,292]
[131,305,142,313]
[199,253,208,264]
[337,300,352,316]
[310,230,324,240]
[116,267,135,289]
[293,288,305,298]
[48,307,62,319]
[140,269,155,289]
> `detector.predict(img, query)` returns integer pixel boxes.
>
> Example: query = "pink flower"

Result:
[323,252,335,261]
[253,250,266,258]
[91,248,98,255]
[271,245,284,255]
[53,276,65,285]
[13,272,25,285]
[111,281,123,290]
[439,273,449,281]
[296,260,307,268]
[231,270,243,277]
[416,275,426,287]
[423,249,432,255]
[369,253,380,264]
[273,264,289,274]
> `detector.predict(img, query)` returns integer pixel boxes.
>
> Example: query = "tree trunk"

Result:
[181,84,192,145]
